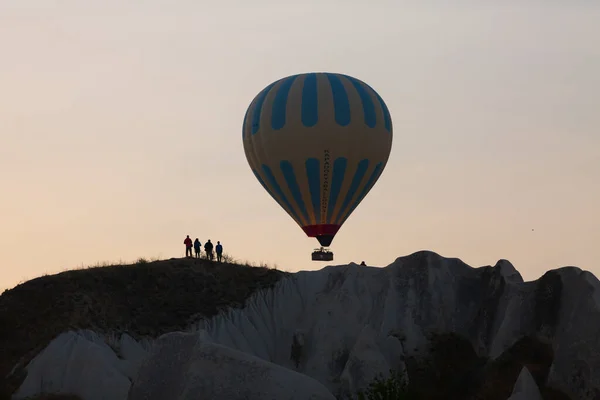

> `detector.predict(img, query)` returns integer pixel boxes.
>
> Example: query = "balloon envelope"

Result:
[242,72,393,247]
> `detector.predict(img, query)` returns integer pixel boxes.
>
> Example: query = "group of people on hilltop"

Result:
[183,235,224,262]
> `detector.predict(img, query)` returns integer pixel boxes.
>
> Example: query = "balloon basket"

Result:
[311,247,333,261]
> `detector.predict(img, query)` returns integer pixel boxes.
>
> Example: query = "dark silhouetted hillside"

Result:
[0,257,287,398]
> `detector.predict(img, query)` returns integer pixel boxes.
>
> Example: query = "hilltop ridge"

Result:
[0,256,286,398]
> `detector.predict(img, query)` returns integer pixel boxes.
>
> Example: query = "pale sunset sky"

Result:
[1,1,599,291]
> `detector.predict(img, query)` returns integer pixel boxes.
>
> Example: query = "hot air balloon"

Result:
[242,72,393,261]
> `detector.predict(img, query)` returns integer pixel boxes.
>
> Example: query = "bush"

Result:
[356,369,413,400]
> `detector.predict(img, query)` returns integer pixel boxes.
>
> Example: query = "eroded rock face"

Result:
[12,251,600,399]
[338,324,407,397]
[194,251,600,399]
[127,331,335,400]
[13,330,147,400]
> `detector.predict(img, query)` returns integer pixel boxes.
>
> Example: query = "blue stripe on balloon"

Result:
[251,81,277,135]
[271,75,298,130]
[325,73,351,127]
[358,80,392,133]
[305,158,321,224]
[301,73,319,127]
[280,160,309,223]
[261,164,301,223]
[326,157,348,223]
[340,161,384,225]
[377,93,392,133]
[344,76,376,128]
[253,169,275,198]
[335,159,370,224]
[372,89,392,133]
[242,106,250,139]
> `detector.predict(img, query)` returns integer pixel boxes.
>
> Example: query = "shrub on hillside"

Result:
[356,369,414,400]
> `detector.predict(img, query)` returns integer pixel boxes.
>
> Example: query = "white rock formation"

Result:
[507,367,543,400]
[13,329,148,400]
[12,251,600,399]
[192,261,414,397]
[338,324,407,398]
[128,331,336,400]
[190,251,600,398]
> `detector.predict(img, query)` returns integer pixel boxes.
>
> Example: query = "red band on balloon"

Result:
[302,224,341,238]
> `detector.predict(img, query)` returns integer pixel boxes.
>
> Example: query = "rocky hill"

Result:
[1,251,599,399]
[0,257,286,399]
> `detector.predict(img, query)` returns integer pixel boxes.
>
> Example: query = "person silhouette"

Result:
[215,241,223,262]
[184,235,193,258]
[204,239,214,261]
[193,238,201,258]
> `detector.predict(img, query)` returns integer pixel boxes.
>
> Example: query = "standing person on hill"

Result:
[193,238,201,258]
[204,239,214,260]
[184,235,193,258]
[215,241,223,262]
